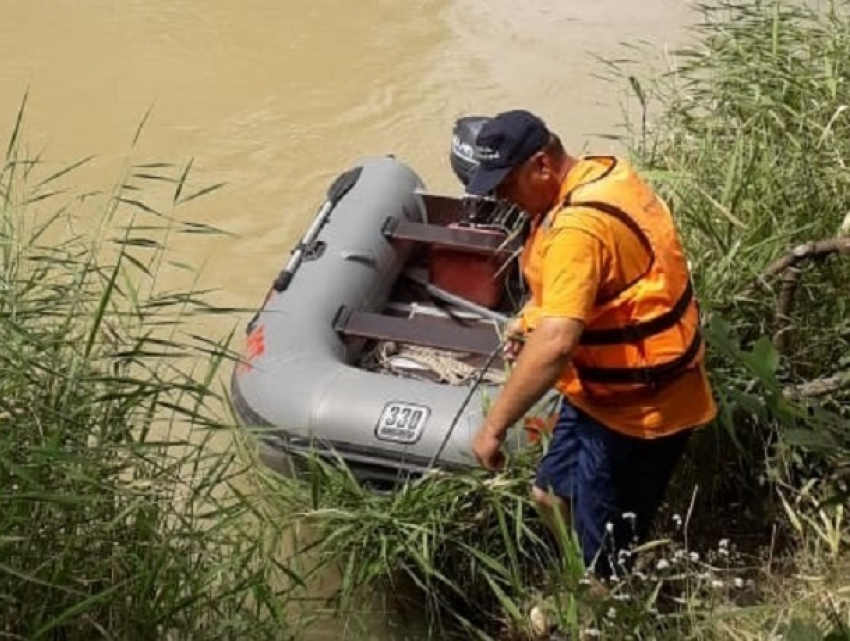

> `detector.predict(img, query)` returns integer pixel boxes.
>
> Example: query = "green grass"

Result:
[617,0,850,375]
[250,445,588,640]
[0,98,296,640]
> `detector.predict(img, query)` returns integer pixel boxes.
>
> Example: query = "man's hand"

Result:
[503,317,525,363]
[472,317,584,472]
[473,424,506,471]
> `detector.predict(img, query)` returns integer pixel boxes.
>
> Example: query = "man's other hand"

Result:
[473,425,506,471]
[503,317,525,363]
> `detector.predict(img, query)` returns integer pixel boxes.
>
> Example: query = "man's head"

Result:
[465,109,569,217]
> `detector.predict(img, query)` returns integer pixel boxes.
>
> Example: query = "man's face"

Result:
[494,151,559,217]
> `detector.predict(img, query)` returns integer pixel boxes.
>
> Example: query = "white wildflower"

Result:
[606,606,617,620]
[483,476,511,489]
[656,559,671,571]
[711,580,725,589]
[528,605,551,637]
[605,522,614,534]
[733,578,744,589]
[582,629,601,638]
[622,512,637,521]
[689,551,700,563]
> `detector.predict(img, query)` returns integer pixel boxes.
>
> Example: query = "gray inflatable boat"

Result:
[231,123,557,489]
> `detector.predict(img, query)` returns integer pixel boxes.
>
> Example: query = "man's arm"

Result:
[473,226,605,470]
[481,316,584,439]
[486,224,604,435]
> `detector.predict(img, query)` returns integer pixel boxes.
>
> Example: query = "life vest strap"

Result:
[568,200,653,255]
[579,280,695,346]
[575,329,703,386]
[560,200,655,305]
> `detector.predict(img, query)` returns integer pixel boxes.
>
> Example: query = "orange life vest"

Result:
[523,156,704,399]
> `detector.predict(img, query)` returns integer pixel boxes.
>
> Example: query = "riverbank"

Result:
[2,0,849,639]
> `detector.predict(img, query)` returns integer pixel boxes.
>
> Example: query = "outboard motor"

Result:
[449,116,490,186]
[448,115,527,234]
[442,116,529,309]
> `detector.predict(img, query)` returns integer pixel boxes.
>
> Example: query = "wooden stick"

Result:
[784,371,850,399]
[741,237,850,298]
[773,266,802,355]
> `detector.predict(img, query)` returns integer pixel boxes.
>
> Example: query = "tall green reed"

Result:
[250,445,590,641]
[0,99,294,640]
[594,0,850,510]
[623,0,850,372]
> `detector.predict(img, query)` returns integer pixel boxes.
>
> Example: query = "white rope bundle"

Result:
[365,341,507,386]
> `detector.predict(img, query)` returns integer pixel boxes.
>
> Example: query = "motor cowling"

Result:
[449,116,490,186]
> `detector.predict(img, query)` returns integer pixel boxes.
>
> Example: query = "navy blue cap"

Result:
[465,110,551,196]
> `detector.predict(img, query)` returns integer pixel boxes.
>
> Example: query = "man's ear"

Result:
[532,150,548,168]
[533,150,553,178]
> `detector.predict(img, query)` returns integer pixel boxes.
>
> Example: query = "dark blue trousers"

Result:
[534,400,691,578]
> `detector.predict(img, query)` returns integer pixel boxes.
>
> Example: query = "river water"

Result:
[0,0,692,311]
[0,1,691,637]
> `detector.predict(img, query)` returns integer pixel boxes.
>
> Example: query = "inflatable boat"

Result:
[230,118,557,490]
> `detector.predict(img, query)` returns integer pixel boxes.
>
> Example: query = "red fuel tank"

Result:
[427,224,511,309]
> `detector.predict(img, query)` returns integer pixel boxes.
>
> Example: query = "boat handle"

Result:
[340,250,377,267]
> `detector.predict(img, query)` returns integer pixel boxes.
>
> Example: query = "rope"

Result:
[358,338,505,471]
[353,309,509,471]
[425,340,503,471]
[364,341,507,386]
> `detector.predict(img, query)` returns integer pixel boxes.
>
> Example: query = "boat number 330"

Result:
[374,402,430,444]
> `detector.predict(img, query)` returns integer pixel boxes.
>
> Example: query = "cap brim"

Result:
[465,165,512,196]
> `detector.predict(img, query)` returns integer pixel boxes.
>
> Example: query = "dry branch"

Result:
[741,237,850,298]
[784,371,850,399]
[773,266,802,354]
[731,236,850,397]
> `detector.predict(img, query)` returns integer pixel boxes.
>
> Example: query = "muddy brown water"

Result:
[0,1,692,637]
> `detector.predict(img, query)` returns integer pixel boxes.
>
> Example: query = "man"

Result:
[467,109,717,579]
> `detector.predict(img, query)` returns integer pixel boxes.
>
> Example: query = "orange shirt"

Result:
[520,157,717,439]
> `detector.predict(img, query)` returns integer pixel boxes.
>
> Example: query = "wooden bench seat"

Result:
[333,305,501,356]
[381,217,519,255]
